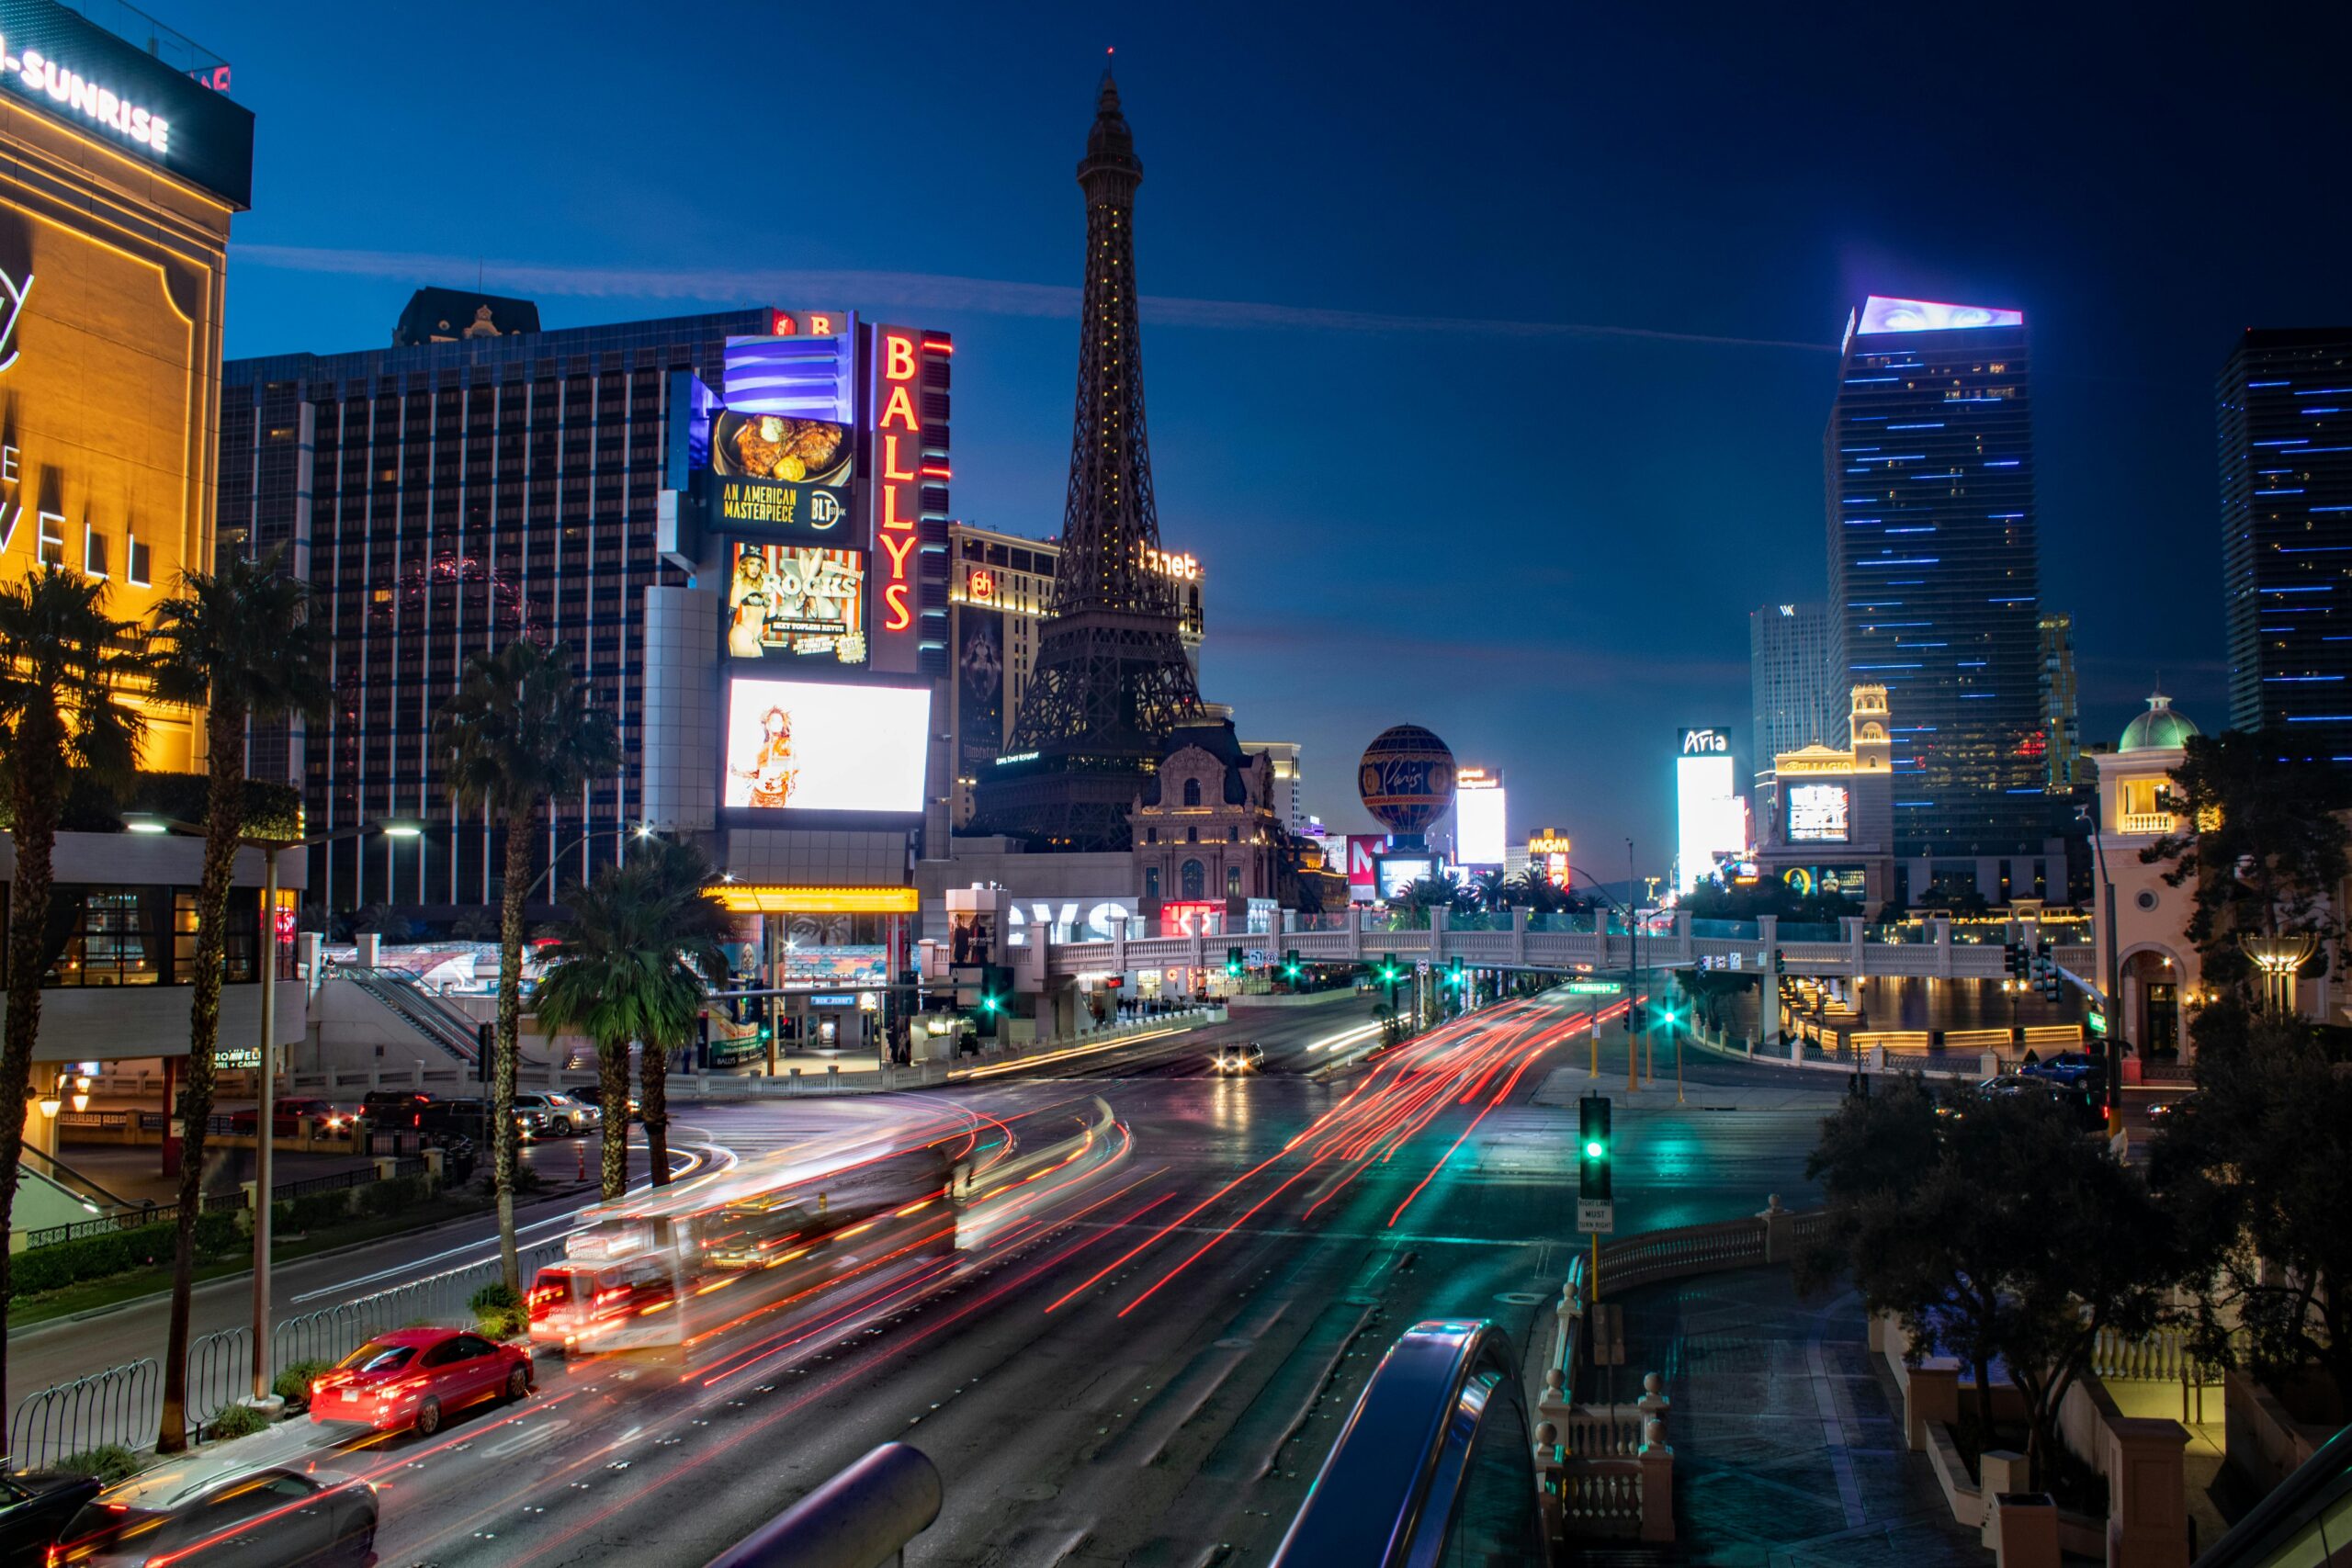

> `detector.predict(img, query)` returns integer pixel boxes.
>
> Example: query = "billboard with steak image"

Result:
[702,411,855,544]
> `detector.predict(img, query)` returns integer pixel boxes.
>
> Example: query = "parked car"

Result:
[0,1468,98,1566]
[2145,1091,2199,1125]
[228,1099,352,1137]
[1210,1043,1266,1074]
[308,1327,533,1436]
[2018,1050,2104,1091]
[51,1461,375,1567]
[1949,1075,2105,1130]
[415,1098,543,1145]
[513,1091,598,1137]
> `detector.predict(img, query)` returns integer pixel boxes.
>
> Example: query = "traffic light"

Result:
[1283,949,1302,980]
[1578,1095,1612,1201]
[1225,946,1245,978]
[2004,941,2024,978]
[1773,949,1786,976]
[1377,953,1401,986]
[1444,955,1466,989]
[977,964,1012,1031]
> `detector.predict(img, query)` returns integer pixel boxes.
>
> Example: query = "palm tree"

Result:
[146,547,330,1451]
[0,570,143,1430]
[630,838,730,1188]
[533,840,726,1199]
[435,639,618,1291]
[1471,869,1510,912]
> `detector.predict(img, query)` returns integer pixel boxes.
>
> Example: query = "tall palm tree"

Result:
[534,839,726,1199]
[0,569,143,1433]
[147,547,330,1451]
[436,639,618,1290]
[1471,868,1510,912]
[630,838,729,1189]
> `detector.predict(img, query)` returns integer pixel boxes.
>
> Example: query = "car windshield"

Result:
[335,1341,418,1374]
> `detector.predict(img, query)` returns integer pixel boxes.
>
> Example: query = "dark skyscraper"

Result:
[1748,602,1834,791]
[2219,328,2352,762]
[978,70,1204,850]
[1826,296,2061,902]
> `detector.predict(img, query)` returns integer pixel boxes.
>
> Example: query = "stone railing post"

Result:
[1905,1360,1960,1451]
[1934,918,1955,978]
[1758,1193,1794,1265]
[1635,1371,1669,1441]
[1990,1492,2059,1568]
[1512,908,1527,966]
[1348,907,1364,964]
[1637,1418,1675,1543]
[2107,1418,2190,1568]
[1979,1451,2029,1547]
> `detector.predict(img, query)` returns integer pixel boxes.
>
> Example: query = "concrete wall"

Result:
[34,979,306,1065]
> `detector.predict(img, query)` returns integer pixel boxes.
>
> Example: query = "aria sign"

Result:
[1679,727,1731,756]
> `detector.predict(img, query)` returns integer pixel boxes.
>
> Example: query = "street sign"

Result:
[1577,1198,1615,1234]
[1416,960,1431,975]
[1247,949,1270,967]
[1565,980,1623,996]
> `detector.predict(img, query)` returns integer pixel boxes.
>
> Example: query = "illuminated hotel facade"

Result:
[2219,328,2352,762]
[1825,296,2068,905]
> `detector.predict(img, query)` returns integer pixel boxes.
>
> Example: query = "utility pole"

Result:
[1626,839,1640,1095]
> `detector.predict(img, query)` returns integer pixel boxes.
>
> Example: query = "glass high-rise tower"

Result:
[1826,297,2055,896]
[1748,602,1835,791]
[2219,328,2352,762]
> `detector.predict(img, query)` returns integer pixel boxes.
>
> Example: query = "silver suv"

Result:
[513,1092,599,1137]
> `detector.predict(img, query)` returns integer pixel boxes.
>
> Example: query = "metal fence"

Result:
[8,1238,567,1465]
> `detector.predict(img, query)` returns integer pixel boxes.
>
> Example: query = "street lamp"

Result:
[523,821,662,900]
[2240,933,2318,1017]
[122,809,422,1407]
[2079,804,2125,1139]
[1555,859,1644,1090]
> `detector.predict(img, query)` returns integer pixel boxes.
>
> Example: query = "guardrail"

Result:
[8,1238,567,1463]
[20,1189,251,1251]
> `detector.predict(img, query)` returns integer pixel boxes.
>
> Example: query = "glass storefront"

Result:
[1,885,274,987]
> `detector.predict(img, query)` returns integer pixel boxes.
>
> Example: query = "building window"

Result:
[1186,826,1197,843]
[1226,864,1242,897]
[1144,866,1159,902]
[125,532,152,587]
[25,885,262,987]
[1182,778,1201,807]
[1145,827,1157,844]
[1227,827,1238,843]
[1180,859,1205,900]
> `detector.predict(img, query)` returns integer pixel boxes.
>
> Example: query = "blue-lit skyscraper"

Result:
[1826,296,2062,903]
[2219,328,2352,761]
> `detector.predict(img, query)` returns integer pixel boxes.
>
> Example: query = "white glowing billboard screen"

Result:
[1455,772,1506,866]
[722,676,931,815]
[1787,783,1851,843]
[1676,751,1743,893]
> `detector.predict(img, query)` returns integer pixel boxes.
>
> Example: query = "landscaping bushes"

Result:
[9,1212,241,1299]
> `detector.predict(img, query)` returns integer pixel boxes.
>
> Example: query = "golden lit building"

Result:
[0,1,252,764]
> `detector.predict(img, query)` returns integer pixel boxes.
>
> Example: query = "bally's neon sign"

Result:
[0,38,171,154]
[870,328,922,650]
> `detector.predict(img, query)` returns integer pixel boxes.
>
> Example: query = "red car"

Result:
[309,1327,533,1436]
[228,1098,352,1136]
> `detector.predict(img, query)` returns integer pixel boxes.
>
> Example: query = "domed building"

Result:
[2087,691,2204,1070]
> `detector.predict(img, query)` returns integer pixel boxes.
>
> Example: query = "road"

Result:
[40,991,1838,1566]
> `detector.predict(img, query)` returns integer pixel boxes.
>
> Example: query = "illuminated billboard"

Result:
[721,676,930,816]
[1455,767,1506,867]
[1787,783,1851,843]
[725,543,866,664]
[1528,830,1573,890]
[1676,728,1742,893]
[1344,835,1383,901]
[1856,296,2023,334]
[1376,855,1437,900]
[704,412,854,544]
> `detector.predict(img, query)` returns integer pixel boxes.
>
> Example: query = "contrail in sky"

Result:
[232,243,1838,353]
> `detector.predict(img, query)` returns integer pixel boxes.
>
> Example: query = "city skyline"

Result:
[194,0,2349,863]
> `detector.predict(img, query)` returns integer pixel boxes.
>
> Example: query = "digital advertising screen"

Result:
[1787,783,1851,843]
[1676,746,1741,893]
[721,676,930,816]
[956,606,1005,772]
[725,543,866,664]
[1345,836,1383,900]
[1454,768,1506,866]
[700,411,855,545]
[1376,855,1437,900]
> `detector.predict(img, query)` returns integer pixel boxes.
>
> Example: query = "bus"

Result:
[527,1136,959,1354]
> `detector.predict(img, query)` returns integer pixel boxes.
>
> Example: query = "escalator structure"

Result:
[340,965,482,1067]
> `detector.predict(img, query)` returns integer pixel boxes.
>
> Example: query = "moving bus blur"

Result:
[527,1136,961,1354]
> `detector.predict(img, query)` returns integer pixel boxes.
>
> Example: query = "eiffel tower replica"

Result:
[977,68,1204,850]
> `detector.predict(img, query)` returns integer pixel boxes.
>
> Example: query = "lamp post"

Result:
[2240,933,2318,1017]
[125,811,423,1405]
[1555,860,1642,1088]
[522,820,660,902]
[2079,805,2125,1139]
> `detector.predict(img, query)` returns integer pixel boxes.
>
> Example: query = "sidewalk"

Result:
[1605,1268,1985,1565]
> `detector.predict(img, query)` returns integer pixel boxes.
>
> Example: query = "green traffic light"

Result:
[1584,1139,1605,1159]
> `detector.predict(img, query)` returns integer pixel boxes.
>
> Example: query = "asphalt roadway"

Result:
[38,992,1845,1565]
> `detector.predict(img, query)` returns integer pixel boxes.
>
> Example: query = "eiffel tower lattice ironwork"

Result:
[978,68,1204,850]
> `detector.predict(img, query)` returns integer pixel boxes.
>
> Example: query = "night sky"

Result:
[195,0,2352,874]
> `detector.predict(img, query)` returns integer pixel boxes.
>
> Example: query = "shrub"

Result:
[54,1446,140,1483]
[470,1281,526,1340]
[274,1359,331,1406]
[358,1175,424,1219]
[192,1210,243,1258]
[277,1191,352,1234]
[203,1403,271,1442]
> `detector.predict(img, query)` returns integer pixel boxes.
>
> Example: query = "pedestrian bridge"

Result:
[1031,910,2096,989]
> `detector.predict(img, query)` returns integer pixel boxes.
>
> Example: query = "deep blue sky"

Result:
[192,0,2350,874]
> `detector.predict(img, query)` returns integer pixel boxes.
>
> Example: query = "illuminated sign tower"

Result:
[978,66,1205,850]
[1826,296,2060,894]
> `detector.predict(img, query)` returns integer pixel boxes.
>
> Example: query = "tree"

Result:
[0,569,143,1439]
[628,838,729,1189]
[1804,1076,2186,1487]
[2152,1001,2352,1416]
[1470,868,1510,912]
[1503,872,1565,915]
[435,639,618,1290]
[147,547,330,1450]
[2140,728,2352,993]
[1396,873,1476,913]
